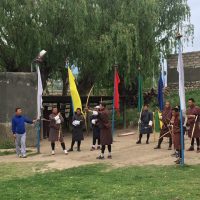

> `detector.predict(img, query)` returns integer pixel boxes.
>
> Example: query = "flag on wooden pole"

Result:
[68,67,82,112]
[154,111,160,133]
[177,35,185,166]
[177,41,186,112]
[112,67,120,135]
[114,70,120,111]
[37,66,43,119]
[157,75,164,111]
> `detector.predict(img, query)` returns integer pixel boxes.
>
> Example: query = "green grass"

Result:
[0,140,15,149]
[0,161,51,181]
[0,150,33,156]
[0,163,200,200]
[0,151,15,156]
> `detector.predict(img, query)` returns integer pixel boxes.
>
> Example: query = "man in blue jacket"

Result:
[12,107,36,158]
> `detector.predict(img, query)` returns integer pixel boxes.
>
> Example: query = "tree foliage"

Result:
[0,0,193,95]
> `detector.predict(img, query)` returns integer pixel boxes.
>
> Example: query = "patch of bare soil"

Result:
[0,129,199,171]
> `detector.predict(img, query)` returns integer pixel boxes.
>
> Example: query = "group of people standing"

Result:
[12,103,113,159]
[48,102,113,159]
[12,98,200,164]
[137,98,200,164]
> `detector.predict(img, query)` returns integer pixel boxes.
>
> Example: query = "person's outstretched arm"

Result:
[24,117,33,124]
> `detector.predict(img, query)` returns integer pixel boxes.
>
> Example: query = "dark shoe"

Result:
[187,146,194,151]
[168,147,172,150]
[175,159,181,164]
[107,155,112,159]
[154,146,161,149]
[136,140,141,144]
[171,152,178,157]
[68,148,73,152]
[77,148,81,152]
[197,147,200,153]
[96,155,104,160]
[90,147,95,151]
[146,141,149,144]
[97,146,101,150]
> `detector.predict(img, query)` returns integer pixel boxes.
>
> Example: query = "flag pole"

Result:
[177,33,185,166]
[137,67,143,139]
[36,64,41,154]
[112,66,117,136]
[33,50,46,154]
[180,107,184,166]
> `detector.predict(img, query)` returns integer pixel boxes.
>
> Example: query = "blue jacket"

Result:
[12,115,33,134]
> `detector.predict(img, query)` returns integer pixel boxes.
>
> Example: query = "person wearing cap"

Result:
[90,106,101,151]
[154,101,173,150]
[49,107,68,155]
[68,108,84,152]
[171,106,183,164]
[136,104,153,144]
[186,98,200,152]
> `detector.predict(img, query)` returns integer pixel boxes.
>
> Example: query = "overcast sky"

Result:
[184,0,200,52]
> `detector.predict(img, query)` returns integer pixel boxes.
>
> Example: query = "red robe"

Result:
[172,116,181,150]
[160,107,172,137]
[186,105,200,138]
[98,108,113,145]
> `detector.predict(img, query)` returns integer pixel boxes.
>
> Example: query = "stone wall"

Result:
[0,72,37,147]
[167,51,200,88]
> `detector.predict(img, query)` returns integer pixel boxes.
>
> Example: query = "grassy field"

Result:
[0,163,200,200]
[0,150,35,156]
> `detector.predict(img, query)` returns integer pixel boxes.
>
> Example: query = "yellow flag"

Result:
[158,112,163,128]
[68,68,82,111]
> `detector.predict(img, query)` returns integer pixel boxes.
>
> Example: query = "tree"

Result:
[0,0,193,95]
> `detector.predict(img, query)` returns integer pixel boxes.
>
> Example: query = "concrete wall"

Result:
[167,51,200,88]
[0,72,37,147]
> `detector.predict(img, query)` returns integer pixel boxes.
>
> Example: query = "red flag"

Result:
[114,70,120,110]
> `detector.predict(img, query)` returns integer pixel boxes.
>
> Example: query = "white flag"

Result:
[37,66,43,119]
[177,42,186,112]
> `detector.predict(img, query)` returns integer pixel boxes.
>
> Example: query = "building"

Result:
[167,51,200,89]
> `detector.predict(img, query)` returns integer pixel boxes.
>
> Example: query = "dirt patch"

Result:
[0,129,199,171]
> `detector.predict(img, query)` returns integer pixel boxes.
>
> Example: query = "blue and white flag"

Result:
[177,42,186,112]
[158,74,164,111]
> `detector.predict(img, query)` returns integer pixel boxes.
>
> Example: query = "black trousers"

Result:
[101,145,111,154]
[51,142,66,150]
[191,138,200,147]
[93,137,100,146]
[71,140,81,149]
[157,136,172,147]
[138,133,150,142]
